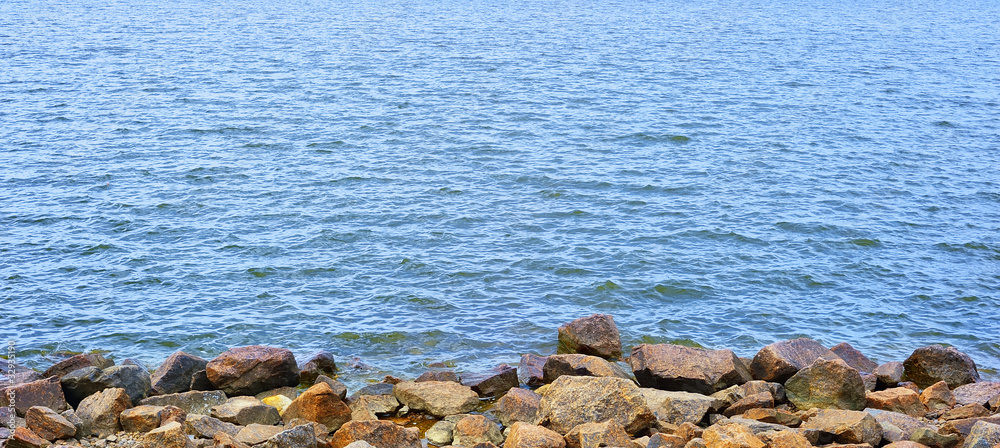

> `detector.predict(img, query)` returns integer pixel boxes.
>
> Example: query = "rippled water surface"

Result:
[3,0,999,382]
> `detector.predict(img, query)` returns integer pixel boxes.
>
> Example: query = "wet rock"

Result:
[785,358,866,410]
[494,387,542,427]
[140,390,227,415]
[326,420,421,448]
[453,414,503,447]
[903,346,980,389]
[211,396,281,426]
[557,314,623,360]
[649,433,689,448]
[214,431,251,448]
[462,364,519,397]
[749,338,841,383]
[543,354,632,383]
[564,419,632,448]
[538,375,656,435]
[262,424,317,448]
[631,344,752,395]
[942,404,991,421]
[184,413,240,438]
[42,354,114,379]
[909,428,960,448]
[800,409,882,446]
[866,388,926,417]
[349,383,394,400]
[865,409,933,443]
[76,387,132,438]
[703,422,765,448]
[297,351,337,386]
[206,346,300,396]
[740,408,800,426]
[954,382,1000,408]
[120,404,187,433]
[723,392,774,417]
[519,354,548,388]
[236,424,284,445]
[25,406,76,441]
[314,375,348,401]
[831,343,879,374]
[6,427,52,448]
[642,389,721,425]
[962,421,1000,448]
[392,381,479,417]
[137,421,194,448]
[415,370,460,383]
[151,351,208,396]
[757,430,811,448]
[279,382,352,430]
[876,362,906,389]
[0,376,69,416]
[425,420,455,446]
[922,381,958,411]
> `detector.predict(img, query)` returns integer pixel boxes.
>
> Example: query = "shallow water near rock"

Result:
[2,0,998,385]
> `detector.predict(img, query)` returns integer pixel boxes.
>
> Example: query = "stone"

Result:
[831,343,879,374]
[757,430,811,448]
[341,442,376,448]
[349,383,394,400]
[649,433,689,448]
[543,354,633,383]
[703,423,765,448]
[631,344,752,395]
[214,432,251,448]
[189,369,214,391]
[120,405,187,433]
[415,370,460,382]
[151,351,208,396]
[557,314,623,360]
[564,420,632,448]
[326,420,421,448]
[205,345,300,396]
[739,381,785,403]
[0,376,69,416]
[749,338,841,383]
[298,351,337,386]
[452,414,503,447]
[5,427,52,448]
[519,354,548,388]
[348,394,398,421]
[314,375,348,401]
[942,404,992,421]
[392,381,479,417]
[922,381,958,411]
[876,362,906,388]
[865,409,933,443]
[505,422,566,448]
[954,383,1000,407]
[867,388,926,417]
[800,409,882,446]
[25,406,76,441]
[282,382,352,430]
[862,373,878,392]
[261,395,293,415]
[59,367,104,406]
[42,354,114,379]
[723,392,774,417]
[137,421,194,448]
[60,365,151,407]
[721,417,793,435]
[58,409,83,435]
[184,413,240,438]
[462,364,520,397]
[740,408,800,426]
[425,420,455,446]
[494,387,542,427]
[263,424,317,448]
[642,389,721,425]
[903,346,980,389]
[962,421,1000,448]
[910,428,960,448]
[885,442,932,448]
[211,396,281,426]
[941,416,1000,438]
[236,424,284,445]
[140,390,227,415]
[687,438,708,448]
[785,358,866,410]
[538,375,656,435]
[76,387,132,438]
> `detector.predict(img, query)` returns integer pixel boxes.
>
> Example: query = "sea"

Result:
[2,0,998,387]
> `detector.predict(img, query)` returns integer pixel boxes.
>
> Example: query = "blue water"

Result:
[2,0,999,384]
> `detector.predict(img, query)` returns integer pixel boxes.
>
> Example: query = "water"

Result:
[2,0,999,385]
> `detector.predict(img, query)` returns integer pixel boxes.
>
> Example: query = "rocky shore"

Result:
[2,314,999,448]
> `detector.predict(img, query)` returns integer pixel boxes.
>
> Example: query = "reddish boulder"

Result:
[281,382,352,431]
[326,420,421,448]
[461,364,519,397]
[504,422,566,448]
[941,404,991,421]
[831,343,879,374]
[0,376,69,416]
[5,427,52,448]
[749,338,841,383]
[542,354,632,383]
[630,344,751,395]
[723,392,774,417]
[921,381,957,411]
[452,414,503,447]
[563,420,632,448]
[151,351,208,395]
[206,345,300,396]
[494,387,542,427]
[903,345,979,389]
[518,354,548,387]
[703,422,766,448]
[866,388,926,417]
[136,421,194,448]
[557,314,623,360]
[41,353,113,379]
[120,404,188,433]
[25,406,76,441]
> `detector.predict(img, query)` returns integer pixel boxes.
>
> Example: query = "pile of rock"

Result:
[2,314,999,448]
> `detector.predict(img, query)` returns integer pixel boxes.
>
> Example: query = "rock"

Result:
[631,344,752,395]
[504,422,566,448]
[990,395,999,412]
[25,406,76,441]
[348,393,399,421]
[42,354,114,379]
[76,387,132,438]
[564,420,632,448]
[543,354,633,383]
[723,392,774,417]
[425,420,455,446]
[0,376,69,416]
[151,351,208,396]
[137,421,194,448]
[687,437,708,448]
[740,408,800,426]
[495,387,541,427]
[800,409,882,446]
[954,383,1000,407]
[452,414,503,447]
[98,365,152,405]
[205,346,300,396]
[326,420,421,448]
[557,314,623,360]
[757,430,811,448]
[876,362,906,389]
[903,346,980,389]
[519,354,548,388]
[649,433,689,448]
[749,338,841,383]
[189,369,214,391]
[703,423,765,448]
[462,364,519,397]
[642,389,721,425]
[721,417,793,435]
[5,427,52,448]
[415,370,460,382]
[140,390,227,415]
[962,421,1000,448]
[59,367,104,406]
[941,416,1000,438]
[831,343,879,374]
[392,381,479,417]
[58,409,83,435]
[120,405,187,433]
[785,358,866,410]
[866,388,926,417]
[282,382,352,431]
[942,404,991,421]
[314,375,348,401]
[885,442,932,448]
[236,424,284,445]
[341,442,377,448]
[862,373,878,392]
[922,381,958,411]
[865,409,933,443]
[257,385,298,402]
[214,432,251,448]
[263,424,317,448]
[298,351,337,386]
[211,396,281,426]
[538,375,656,435]
[910,428,960,448]
[349,383,394,400]
[184,413,240,438]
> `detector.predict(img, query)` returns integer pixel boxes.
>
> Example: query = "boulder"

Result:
[903,346,980,389]
[60,364,151,406]
[256,386,299,402]
[314,375,348,401]
[538,375,655,435]
[0,376,69,416]
[801,409,882,446]
[282,382,352,431]
[866,388,926,417]
[41,353,114,379]
[831,343,879,374]
[120,404,187,433]
[886,443,932,448]
[543,354,632,383]
[557,314,623,360]
[910,428,960,448]
[954,382,1000,407]
[649,433,689,448]
[942,404,991,421]
[462,364,519,397]
[504,422,566,448]
[151,351,208,395]
[723,392,774,417]
[631,344,751,395]
[59,367,104,406]
[642,389,721,425]
[211,396,281,426]
[25,406,76,441]
[963,421,1000,448]
[214,431,252,448]
[5,427,51,448]
[326,420,421,448]
[184,413,240,438]
[519,354,548,388]
[263,424,318,448]
[941,416,1000,438]
[76,387,132,437]
[236,424,285,445]
[922,381,958,411]
[452,414,503,447]
[740,408,800,426]
[785,358,866,410]
[137,421,194,448]
[721,417,794,435]
[702,423,765,448]
[299,351,338,385]
[564,419,632,448]
[749,338,841,383]
[415,370,460,383]
[494,387,542,427]
[349,383,394,400]
[206,345,300,396]
[139,390,227,415]
[392,381,479,417]
[349,393,399,421]
[189,369,214,391]
[865,409,934,443]
[425,420,455,446]
[341,442,377,448]
[756,430,812,448]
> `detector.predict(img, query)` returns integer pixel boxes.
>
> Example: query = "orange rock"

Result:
[505,422,566,448]
[564,420,632,448]
[281,382,351,431]
[920,381,957,411]
[866,388,926,417]
[703,423,765,448]
[326,420,420,448]
[757,429,812,448]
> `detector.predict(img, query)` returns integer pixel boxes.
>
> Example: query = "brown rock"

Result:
[452,414,503,447]
[392,380,479,417]
[642,389,722,425]
[348,393,399,421]
[519,354,548,388]
[25,406,76,441]
[214,431,252,448]
[831,343,879,374]
[415,370,460,383]
[884,442,931,448]
[326,420,421,448]
[236,424,285,445]
[41,354,113,379]
[876,362,906,389]
[677,421,705,441]
[723,392,774,417]
[910,427,960,448]
[6,427,52,448]
[504,425,567,448]
[76,387,132,437]
[865,409,933,443]
[538,375,655,435]
[137,421,195,448]
[120,404,186,433]
[557,314,623,360]
[941,416,1000,438]
[140,390,228,415]
[954,383,1000,407]
[263,424,318,448]
[650,433,689,448]
[314,375,348,401]
[495,388,542,427]
[757,430,811,448]
[800,409,882,446]
[786,358,866,410]
[211,396,281,426]
[543,354,632,383]
[185,413,240,439]
[749,338,841,383]
[631,344,752,395]
[703,423,765,448]
[942,404,991,421]
[0,376,69,416]
[867,388,926,417]
[299,351,338,385]
[922,381,958,411]
[280,382,352,431]
[151,351,208,396]
[903,346,980,389]
[206,345,300,396]
[740,408,801,426]
[563,420,632,448]
[963,421,1000,448]
[462,364,519,397]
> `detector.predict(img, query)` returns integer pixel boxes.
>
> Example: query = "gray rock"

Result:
[298,351,337,386]
[749,338,841,383]
[543,354,632,383]
[184,413,241,438]
[641,388,721,425]
[875,362,905,388]
[263,424,317,448]
[60,365,151,407]
[42,354,114,379]
[392,381,479,417]
[865,409,935,443]
[425,420,455,446]
[962,421,1000,448]
[631,344,751,395]
[140,390,228,415]
[236,423,285,446]
[314,375,348,401]
[799,409,882,446]
[461,364,519,397]
[903,345,980,389]
[211,396,281,426]
[953,382,1000,407]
